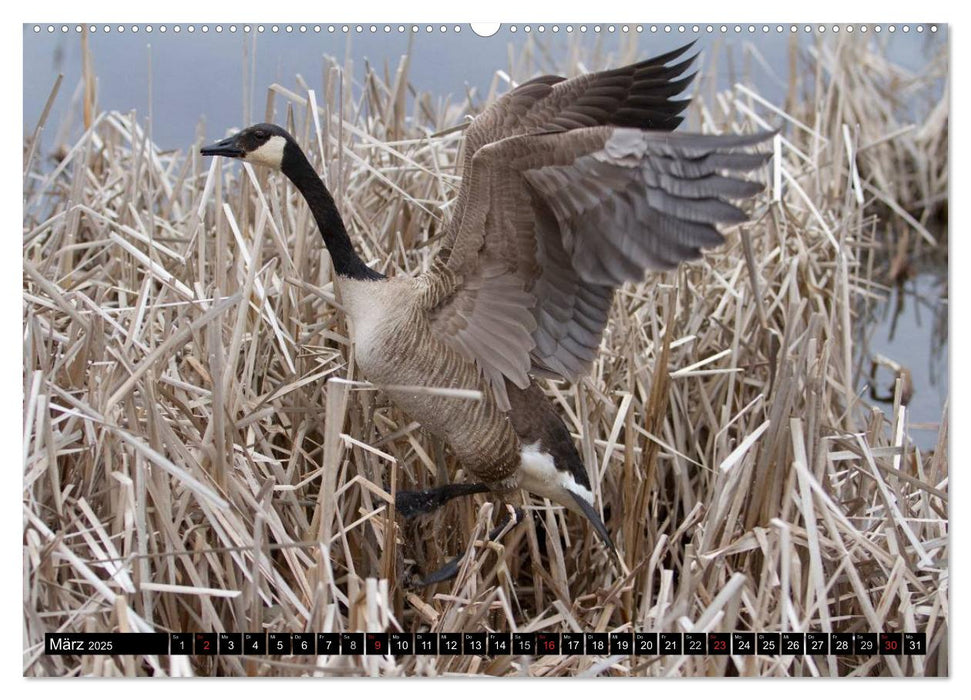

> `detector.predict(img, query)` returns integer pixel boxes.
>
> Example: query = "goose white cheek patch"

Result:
[244,134,287,169]
[23,20,947,680]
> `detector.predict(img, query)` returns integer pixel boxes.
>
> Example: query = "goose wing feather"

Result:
[463,41,697,155]
[426,46,772,409]
[439,42,699,262]
[429,125,772,408]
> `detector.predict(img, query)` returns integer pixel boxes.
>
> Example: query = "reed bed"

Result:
[23,33,948,677]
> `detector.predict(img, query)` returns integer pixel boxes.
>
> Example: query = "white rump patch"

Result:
[245,134,287,169]
[518,441,594,507]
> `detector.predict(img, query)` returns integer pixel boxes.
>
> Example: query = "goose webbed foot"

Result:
[394,482,491,518]
[417,506,527,587]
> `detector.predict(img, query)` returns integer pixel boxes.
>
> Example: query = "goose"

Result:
[201,43,773,583]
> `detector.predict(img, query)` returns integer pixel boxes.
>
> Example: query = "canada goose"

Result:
[202,43,773,582]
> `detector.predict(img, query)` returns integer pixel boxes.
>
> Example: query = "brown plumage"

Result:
[201,43,774,575]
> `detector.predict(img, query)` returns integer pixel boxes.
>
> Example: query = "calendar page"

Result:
[22,12,948,681]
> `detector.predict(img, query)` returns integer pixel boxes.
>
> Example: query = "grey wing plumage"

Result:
[440,41,700,260]
[428,47,774,407]
[464,41,698,151]
[520,129,772,285]
[514,128,772,378]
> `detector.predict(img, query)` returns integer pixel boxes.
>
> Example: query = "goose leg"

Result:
[418,506,526,586]
[395,482,491,518]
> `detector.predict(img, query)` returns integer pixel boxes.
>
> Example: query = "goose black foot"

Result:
[418,507,526,587]
[395,482,491,518]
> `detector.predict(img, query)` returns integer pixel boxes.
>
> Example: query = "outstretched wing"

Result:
[438,42,699,261]
[428,125,773,408]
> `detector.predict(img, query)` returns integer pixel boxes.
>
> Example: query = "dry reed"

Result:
[23,32,948,677]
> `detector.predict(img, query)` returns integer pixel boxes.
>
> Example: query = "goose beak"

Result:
[200,135,244,158]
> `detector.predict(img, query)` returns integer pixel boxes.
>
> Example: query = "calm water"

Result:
[22,24,949,448]
[857,257,949,451]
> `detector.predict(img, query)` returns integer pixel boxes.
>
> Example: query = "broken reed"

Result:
[23,32,948,677]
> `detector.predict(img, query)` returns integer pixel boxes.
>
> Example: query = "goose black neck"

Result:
[281,144,384,281]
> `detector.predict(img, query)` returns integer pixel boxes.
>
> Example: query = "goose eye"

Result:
[254,130,267,139]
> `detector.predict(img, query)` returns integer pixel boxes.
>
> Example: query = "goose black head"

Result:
[201,123,294,170]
